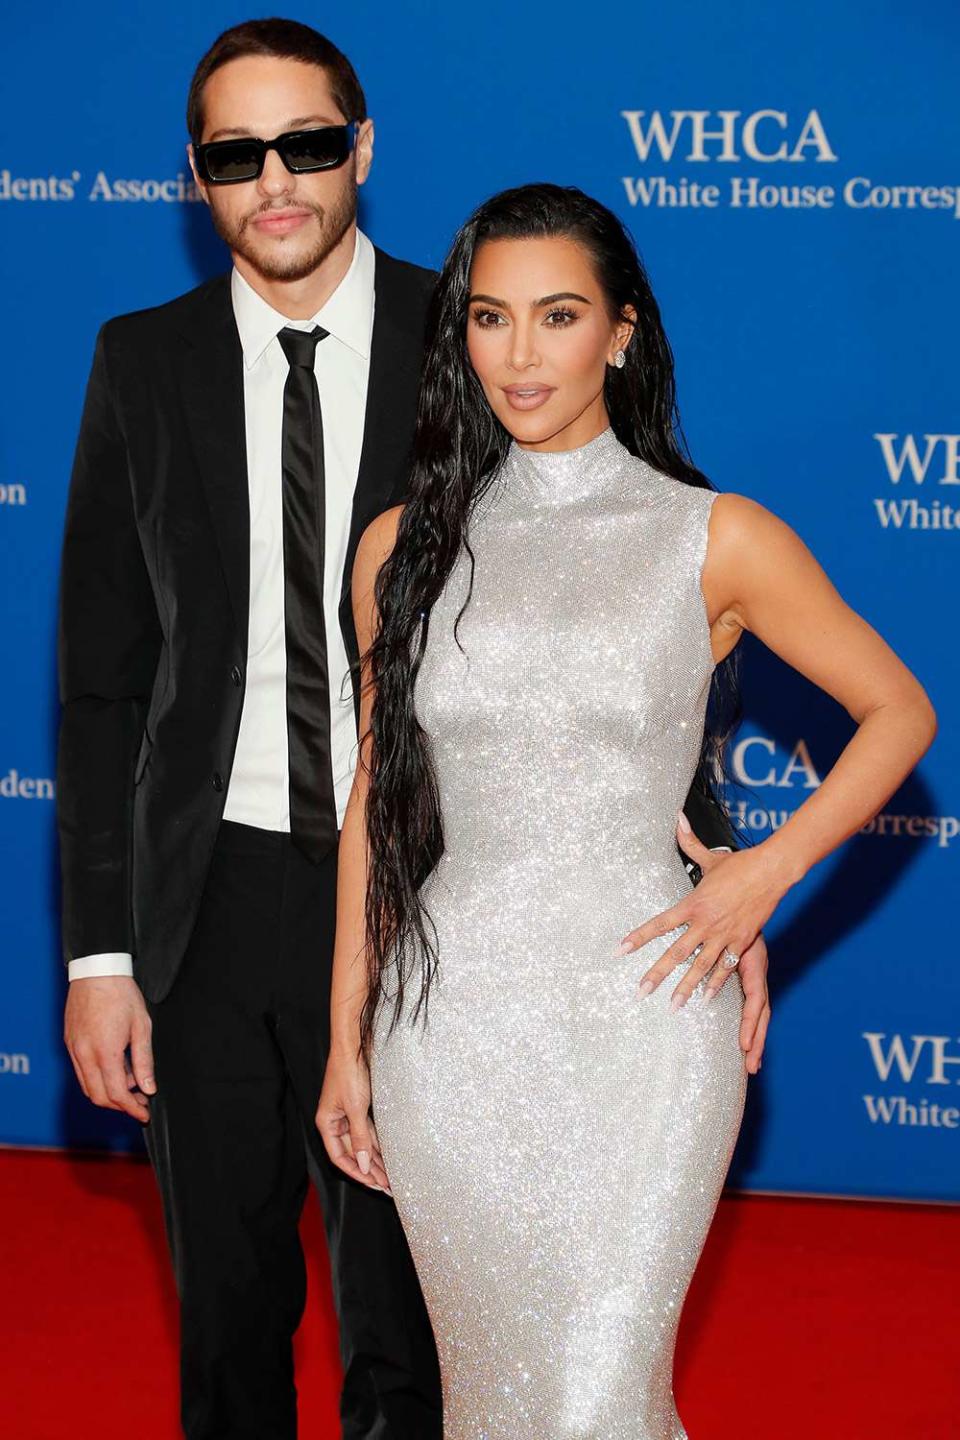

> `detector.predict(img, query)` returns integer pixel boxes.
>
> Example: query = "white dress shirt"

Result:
[68,229,376,981]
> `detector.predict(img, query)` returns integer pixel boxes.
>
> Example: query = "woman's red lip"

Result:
[503,384,553,393]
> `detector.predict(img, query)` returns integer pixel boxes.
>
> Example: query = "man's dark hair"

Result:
[186,17,368,147]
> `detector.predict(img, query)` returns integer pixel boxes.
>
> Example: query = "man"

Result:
[58,18,769,1440]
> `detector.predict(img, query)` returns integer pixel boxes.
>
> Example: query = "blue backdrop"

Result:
[1,1,956,1203]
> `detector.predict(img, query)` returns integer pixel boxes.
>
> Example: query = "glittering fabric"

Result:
[369,426,747,1439]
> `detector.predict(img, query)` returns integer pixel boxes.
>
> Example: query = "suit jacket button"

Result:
[212,771,224,792]
[230,665,242,686]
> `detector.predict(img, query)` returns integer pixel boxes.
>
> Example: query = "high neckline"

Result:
[500,425,632,505]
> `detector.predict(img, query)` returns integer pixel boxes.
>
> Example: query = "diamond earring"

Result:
[613,350,626,369]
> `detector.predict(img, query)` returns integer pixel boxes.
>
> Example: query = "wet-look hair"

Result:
[360,183,743,1055]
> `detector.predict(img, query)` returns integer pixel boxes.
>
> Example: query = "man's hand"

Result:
[730,931,770,1075]
[64,976,156,1123]
[681,815,771,1076]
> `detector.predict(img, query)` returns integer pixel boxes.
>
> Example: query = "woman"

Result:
[316,184,935,1438]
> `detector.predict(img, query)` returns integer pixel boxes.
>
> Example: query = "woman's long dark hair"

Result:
[357,183,742,1057]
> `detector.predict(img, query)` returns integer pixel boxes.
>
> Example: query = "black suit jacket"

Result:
[57,244,736,1003]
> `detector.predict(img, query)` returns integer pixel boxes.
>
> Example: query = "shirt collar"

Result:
[231,227,375,371]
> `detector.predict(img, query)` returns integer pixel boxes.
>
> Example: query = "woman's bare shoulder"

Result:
[703,491,809,634]
[709,490,786,543]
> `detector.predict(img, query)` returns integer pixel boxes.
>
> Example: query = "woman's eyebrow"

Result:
[467,292,593,308]
[535,292,592,307]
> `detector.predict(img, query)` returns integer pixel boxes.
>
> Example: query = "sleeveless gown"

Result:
[369,426,748,1439]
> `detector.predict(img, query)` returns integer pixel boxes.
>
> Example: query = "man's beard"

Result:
[209,175,357,282]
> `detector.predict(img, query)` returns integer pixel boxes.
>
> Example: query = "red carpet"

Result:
[0,1150,956,1438]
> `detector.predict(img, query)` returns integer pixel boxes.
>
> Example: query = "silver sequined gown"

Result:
[369,426,747,1440]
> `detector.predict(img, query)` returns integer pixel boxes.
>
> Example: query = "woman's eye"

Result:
[544,308,578,326]
[471,309,505,328]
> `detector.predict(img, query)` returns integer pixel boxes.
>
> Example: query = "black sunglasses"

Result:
[194,122,358,185]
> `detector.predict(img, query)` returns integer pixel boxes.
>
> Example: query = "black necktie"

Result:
[277,325,338,864]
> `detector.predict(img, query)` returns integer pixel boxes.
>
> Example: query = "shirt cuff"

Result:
[67,953,134,981]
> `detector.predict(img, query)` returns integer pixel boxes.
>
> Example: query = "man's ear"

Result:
[355,119,375,188]
[186,143,210,207]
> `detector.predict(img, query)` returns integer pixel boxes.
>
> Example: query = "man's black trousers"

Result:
[143,819,443,1439]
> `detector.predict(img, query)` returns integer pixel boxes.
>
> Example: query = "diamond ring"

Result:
[722,949,741,969]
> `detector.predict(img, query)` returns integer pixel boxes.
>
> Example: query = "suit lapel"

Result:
[174,254,429,657]
[338,248,427,619]
[178,277,250,652]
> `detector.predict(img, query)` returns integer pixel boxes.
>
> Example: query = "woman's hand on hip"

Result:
[316,1048,392,1196]
[615,812,788,1036]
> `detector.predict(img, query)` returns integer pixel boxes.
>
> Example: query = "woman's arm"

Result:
[706,494,937,878]
[316,503,404,1191]
[619,492,937,1005]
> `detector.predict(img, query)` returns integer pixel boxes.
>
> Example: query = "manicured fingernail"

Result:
[613,940,632,957]
[143,1077,156,1092]
[705,989,718,1002]
[677,809,691,833]
[670,992,686,1012]
[357,1150,371,1175]
[637,979,654,999]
